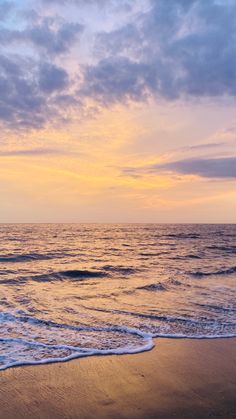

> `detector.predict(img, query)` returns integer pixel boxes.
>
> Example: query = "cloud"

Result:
[0,55,45,128]
[0,54,75,129]
[38,62,69,93]
[185,143,227,150]
[81,0,236,103]
[0,7,84,129]
[0,17,83,56]
[0,148,62,157]
[0,1,13,21]
[25,18,83,56]
[123,157,236,179]
[2,0,236,130]
[40,0,133,9]
[159,157,236,179]
[81,57,149,104]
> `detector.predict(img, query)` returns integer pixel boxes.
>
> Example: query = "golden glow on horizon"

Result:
[1,102,236,223]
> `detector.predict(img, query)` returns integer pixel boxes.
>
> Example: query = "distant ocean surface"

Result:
[0,224,235,370]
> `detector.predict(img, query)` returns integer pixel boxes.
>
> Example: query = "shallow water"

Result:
[0,224,235,370]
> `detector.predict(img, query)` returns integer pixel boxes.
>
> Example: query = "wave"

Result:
[0,253,54,263]
[139,252,169,257]
[195,303,236,313]
[59,269,107,279]
[206,245,236,254]
[191,266,236,277]
[31,269,108,282]
[137,283,167,291]
[0,265,139,285]
[0,278,20,285]
[168,279,182,286]
[164,233,200,239]
[137,279,184,291]
[1,331,236,372]
[0,336,154,371]
[172,254,202,260]
[102,265,138,275]
[185,254,202,259]
[1,314,235,371]
[1,223,236,371]
[0,311,149,336]
[0,324,154,371]
[0,269,108,285]
[0,333,236,371]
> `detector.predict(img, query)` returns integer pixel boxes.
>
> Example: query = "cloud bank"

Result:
[1,0,236,129]
[83,0,236,103]
[123,157,236,180]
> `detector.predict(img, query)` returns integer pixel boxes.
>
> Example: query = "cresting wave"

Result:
[27,266,229,293]
[0,267,140,285]
[191,266,236,277]
[0,253,54,263]
[0,318,157,371]
[1,311,236,371]
[0,224,236,371]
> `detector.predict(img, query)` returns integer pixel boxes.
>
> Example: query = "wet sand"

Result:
[0,338,235,419]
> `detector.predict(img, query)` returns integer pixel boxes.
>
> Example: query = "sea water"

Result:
[0,224,235,370]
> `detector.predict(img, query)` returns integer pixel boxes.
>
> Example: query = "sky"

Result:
[0,0,236,223]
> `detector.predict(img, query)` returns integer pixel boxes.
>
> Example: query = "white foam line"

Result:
[0,338,154,371]
[153,333,236,339]
[1,330,236,371]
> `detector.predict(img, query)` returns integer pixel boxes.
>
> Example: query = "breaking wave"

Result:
[0,223,235,370]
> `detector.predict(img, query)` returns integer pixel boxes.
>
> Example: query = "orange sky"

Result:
[0,0,236,222]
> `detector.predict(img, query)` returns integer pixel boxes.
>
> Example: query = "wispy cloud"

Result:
[122,157,236,180]
[183,142,228,151]
[0,148,64,157]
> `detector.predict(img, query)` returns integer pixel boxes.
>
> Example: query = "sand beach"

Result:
[0,338,235,419]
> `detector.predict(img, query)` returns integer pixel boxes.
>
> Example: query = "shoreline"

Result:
[1,335,235,373]
[0,338,236,418]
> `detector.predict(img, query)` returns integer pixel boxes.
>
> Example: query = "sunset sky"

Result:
[0,0,236,223]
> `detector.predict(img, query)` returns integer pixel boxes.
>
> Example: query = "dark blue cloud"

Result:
[81,57,149,104]
[82,0,236,103]
[25,18,83,56]
[158,157,236,179]
[122,157,236,179]
[2,0,236,130]
[0,17,83,56]
[38,63,69,93]
[0,55,45,128]
[0,7,83,129]
[0,54,74,129]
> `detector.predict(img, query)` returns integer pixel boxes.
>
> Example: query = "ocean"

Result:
[0,224,235,370]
